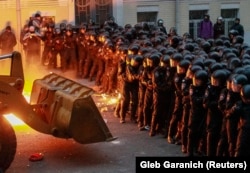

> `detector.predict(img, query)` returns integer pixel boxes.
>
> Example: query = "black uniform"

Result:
[150,65,172,136]
[141,65,155,130]
[51,29,64,69]
[75,30,87,77]
[180,77,192,153]
[41,28,54,66]
[168,73,186,143]
[203,84,224,156]
[23,30,42,66]
[216,87,229,156]
[62,29,77,72]
[234,100,250,157]
[225,91,241,157]
[119,59,141,123]
[137,64,147,130]
[187,84,207,156]
[114,55,127,118]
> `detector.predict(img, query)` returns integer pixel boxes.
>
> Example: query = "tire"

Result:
[0,116,17,172]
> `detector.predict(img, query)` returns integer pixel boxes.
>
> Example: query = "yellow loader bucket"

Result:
[30,72,115,144]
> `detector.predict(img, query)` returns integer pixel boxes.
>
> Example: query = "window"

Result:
[221,8,239,35]
[137,12,157,24]
[189,10,208,39]
[75,0,112,26]
[137,6,158,28]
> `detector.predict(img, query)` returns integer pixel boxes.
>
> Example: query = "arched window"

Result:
[75,0,112,27]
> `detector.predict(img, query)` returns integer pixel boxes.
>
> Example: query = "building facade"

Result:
[120,0,250,43]
[0,0,249,50]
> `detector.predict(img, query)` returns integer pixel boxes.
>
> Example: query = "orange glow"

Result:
[4,113,25,126]
[3,93,30,126]
[101,93,120,105]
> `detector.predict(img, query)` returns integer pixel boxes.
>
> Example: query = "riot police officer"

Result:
[41,24,54,66]
[203,69,228,156]
[82,31,97,78]
[119,54,143,123]
[114,46,128,118]
[181,64,203,153]
[235,84,250,156]
[187,70,208,156]
[226,74,248,157]
[157,19,167,34]
[75,25,88,77]
[167,52,183,144]
[141,53,161,130]
[168,59,190,144]
[149,54,171,136]
[61,27,77,73]
[50,27,64,69]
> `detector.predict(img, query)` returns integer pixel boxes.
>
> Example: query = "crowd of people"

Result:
[0,13,250,157]
[199,14,244,40]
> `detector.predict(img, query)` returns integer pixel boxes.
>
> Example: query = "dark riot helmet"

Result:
[233,35,244,44]
[165,48,176,56]
[183,32,191,39]
[243,48,250,55]
[193,70,208,86]
[209,51,221,62]
[147,53,160,68]
[243,67,250,80]
[60,23,66,31]
[157,19,164,26]
[143,40,153,47]
[184,43,195,52]
[170,52,183,67]
[232,74,248,93]
[229,29,239,37]
[207,38,214,47]
[223,40,231,48]
[128,44,140,55]
[227,57,241,71]
[226,73,237,90]
[177,59,191,74]
[159,47,168,55]
[139,47,150,56]
[186,64,203,79]
[170,36,180,47]
[204,58,216,69]
[214,38,224,46]
[211,69,228,87]
[124,24,132,30]
[233,67,245,74]
[160,55,170,67]
[242,54,250,60]
[209,62,224,74]
[131,55,143,67]
[222,48,233,57]
[201,41,211,53]
[225,52,237,61]
[183,53,194,62]
[241,84,250,104]
[192,58,204,69]
[242,59,250,66]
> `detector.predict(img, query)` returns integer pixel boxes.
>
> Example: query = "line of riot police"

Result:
[20,15,250,157]
[106,24,250,157]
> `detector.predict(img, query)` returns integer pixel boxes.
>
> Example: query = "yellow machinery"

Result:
[0,52,115,172]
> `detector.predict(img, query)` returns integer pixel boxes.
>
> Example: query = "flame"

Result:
[3,92,30,126]
[4,113,25,126]
[100,93,120,105]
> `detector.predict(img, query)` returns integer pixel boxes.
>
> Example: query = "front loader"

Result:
[0,51,116,172]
